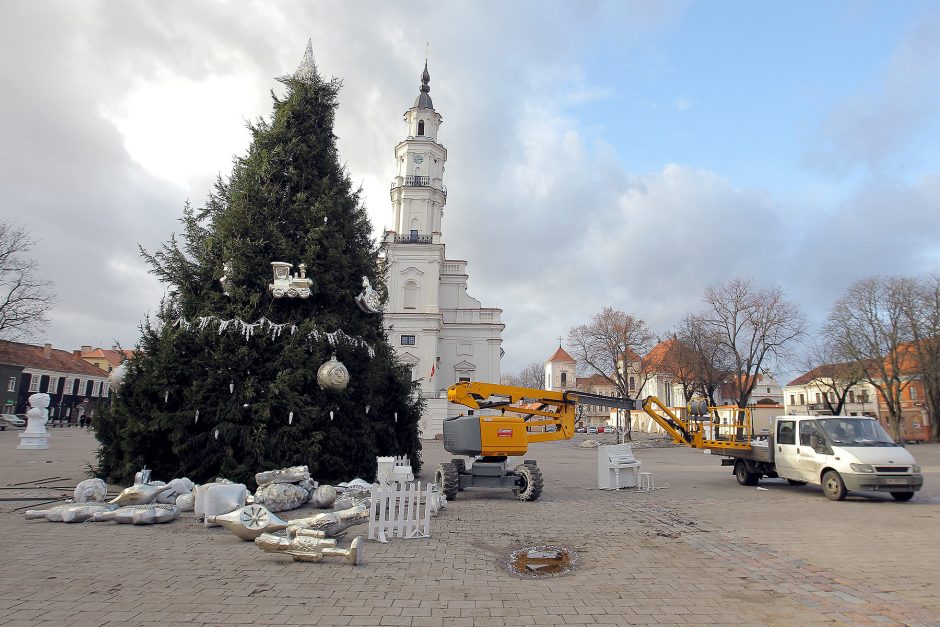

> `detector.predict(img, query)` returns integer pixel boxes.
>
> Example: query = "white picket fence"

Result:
[368,481,432,542]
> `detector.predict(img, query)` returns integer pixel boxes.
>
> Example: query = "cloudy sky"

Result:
[2,1,939,378]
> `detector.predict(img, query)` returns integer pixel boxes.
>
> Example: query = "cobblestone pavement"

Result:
[1,428,939,626]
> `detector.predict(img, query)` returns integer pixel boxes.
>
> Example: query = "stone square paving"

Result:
[1,426,939,626]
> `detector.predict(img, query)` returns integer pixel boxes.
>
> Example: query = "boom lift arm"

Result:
[640,396,752,450]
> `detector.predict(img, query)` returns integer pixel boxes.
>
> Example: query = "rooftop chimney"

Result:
[81,345,92,353]
[43,343,52,359]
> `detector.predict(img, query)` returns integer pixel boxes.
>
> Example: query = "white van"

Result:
[722,415,924,501]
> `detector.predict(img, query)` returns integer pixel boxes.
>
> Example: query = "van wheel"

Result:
[734,460,759,486]
[822,470,847,501]
[786,479,807,486]
[890,492,914,502]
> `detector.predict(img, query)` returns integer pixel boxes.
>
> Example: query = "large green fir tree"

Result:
[95,44,423,487]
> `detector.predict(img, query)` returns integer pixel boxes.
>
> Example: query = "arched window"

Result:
[417,120,425,135]
[629,376,635,392]
[403,280,418,310]
[561,372,567,386]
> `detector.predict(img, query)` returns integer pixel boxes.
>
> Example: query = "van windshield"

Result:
[817,418,898,447]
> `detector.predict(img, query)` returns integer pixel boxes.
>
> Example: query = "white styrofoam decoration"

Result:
[375,455,414,484]
[73,478,108,503]
[195,483,247,522]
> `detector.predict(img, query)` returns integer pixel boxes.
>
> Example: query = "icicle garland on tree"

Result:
[93,41,423,488]
[171,315,376,357]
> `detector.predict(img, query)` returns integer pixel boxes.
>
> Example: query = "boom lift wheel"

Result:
[513,463,543,501]
[734,460,759,486]
[451,459,466,490]
[435,462,459,501]
[890,492,914,502]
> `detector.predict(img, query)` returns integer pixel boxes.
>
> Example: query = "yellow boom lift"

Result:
[438,381,636,501]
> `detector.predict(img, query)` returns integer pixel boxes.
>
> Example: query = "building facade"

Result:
[0,340,110,422]
[383,64,504,438]
[876,377,930,442]
[80,346,134,372]
[783,367,879,418]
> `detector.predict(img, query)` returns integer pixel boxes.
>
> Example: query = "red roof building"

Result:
[0,340,111,420]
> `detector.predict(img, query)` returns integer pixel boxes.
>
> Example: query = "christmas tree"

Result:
[95,43,423,487]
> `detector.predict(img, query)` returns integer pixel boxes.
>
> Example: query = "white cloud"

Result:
[805,10,940,174]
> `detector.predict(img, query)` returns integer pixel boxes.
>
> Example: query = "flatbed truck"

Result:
[641,397,924,501]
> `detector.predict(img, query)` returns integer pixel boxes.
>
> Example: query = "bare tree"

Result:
[800,340,867,416]
[567,307,656,440]
[900,274,940,441]
[675,314,729,405]
[501,361,545,390]
[0,221,55,341]
[823,276,913,440]
[700,279,806,409]
[646,335,698,404]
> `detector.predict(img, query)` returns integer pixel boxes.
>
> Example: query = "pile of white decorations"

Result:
[333,478,372,510]
[254,465,318,513]
[27,470,197,526]
[106,470,197,524]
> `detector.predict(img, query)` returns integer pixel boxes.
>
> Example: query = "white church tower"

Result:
[383,62,505,438]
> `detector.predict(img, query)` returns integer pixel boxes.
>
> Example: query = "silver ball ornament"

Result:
[317,354,350,391]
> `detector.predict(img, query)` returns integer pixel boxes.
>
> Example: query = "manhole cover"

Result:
[505,545,578,578]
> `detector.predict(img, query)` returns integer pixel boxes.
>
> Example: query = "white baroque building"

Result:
[383,63,504,439]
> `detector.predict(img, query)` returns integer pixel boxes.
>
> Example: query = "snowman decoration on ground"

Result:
[17,393,51,450]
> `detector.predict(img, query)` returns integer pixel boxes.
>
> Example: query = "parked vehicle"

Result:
[587,427,598,434]
[436,382,633,501]
[1,414,27,430]
[575,427,587,433]
[642,397,924,502]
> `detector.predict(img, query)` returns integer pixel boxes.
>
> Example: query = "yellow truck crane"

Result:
[437,381,635,501]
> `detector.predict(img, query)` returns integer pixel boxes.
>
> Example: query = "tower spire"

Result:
[414,60,433,109]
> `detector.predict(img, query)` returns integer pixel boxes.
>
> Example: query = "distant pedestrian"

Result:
[79,415,86,428]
